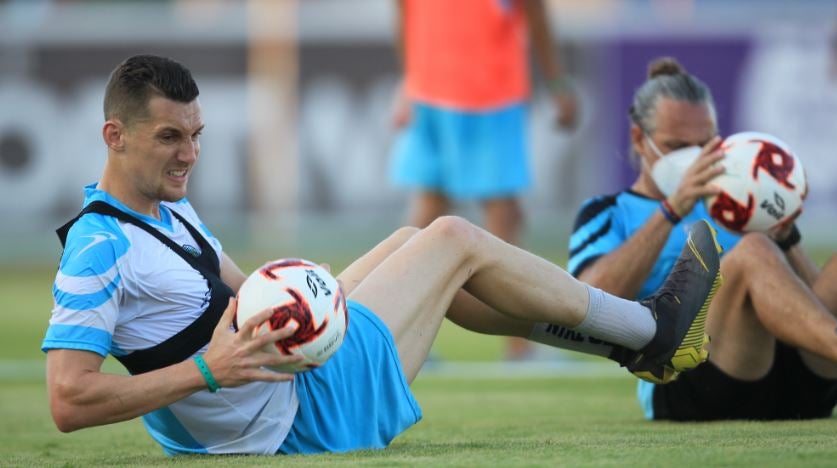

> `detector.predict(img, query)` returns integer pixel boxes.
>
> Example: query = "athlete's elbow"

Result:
[48,382,91,432]
[50,402,84,433]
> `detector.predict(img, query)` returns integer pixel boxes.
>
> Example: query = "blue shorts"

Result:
[390,102,531,200]
[277,301,422,454]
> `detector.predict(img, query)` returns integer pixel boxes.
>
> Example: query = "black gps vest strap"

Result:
[56,201,234,375]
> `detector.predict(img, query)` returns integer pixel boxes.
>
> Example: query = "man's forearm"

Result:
[578,211,673,299]
[48,353,206,432]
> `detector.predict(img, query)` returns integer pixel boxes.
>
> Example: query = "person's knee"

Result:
[425,215,483,250]
[726,232,780,266]
[391,226,420,245]
[722,232,788,287]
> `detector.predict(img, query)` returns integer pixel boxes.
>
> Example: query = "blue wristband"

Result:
[193,355,220,393]
[660,200,681,225]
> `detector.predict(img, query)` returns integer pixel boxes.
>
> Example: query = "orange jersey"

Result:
[403,0,530,110]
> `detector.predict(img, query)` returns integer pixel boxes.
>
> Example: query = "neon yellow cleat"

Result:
[623,220,722,384]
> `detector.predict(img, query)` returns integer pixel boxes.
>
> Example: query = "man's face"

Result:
[121,95,203,206]
[640,97,717,168]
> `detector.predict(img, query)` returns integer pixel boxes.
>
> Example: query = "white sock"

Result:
[528,323,615,358]
[572,285,656,351]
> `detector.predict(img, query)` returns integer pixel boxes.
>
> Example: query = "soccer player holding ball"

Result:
[44,55,721,455]
[567,57,837,420]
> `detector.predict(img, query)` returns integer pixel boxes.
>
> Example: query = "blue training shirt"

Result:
[568,190,740,418]
[43,183,299,455]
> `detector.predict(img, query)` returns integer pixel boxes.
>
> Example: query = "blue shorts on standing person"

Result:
[278,300,422,454]
[390,102,531,200]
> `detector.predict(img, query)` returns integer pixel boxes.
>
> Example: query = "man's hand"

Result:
[767,211,801,244]
[201,298,303,388]
[391,81,412,129]
[667,136,726,217]
[552,87,579,130]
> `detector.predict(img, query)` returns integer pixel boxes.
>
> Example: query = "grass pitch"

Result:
[2,259,836,466]
[2,376,836,467]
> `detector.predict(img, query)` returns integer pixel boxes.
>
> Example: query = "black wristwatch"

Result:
[775,224,801,252]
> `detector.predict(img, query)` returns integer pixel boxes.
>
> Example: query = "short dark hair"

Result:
[103,54,199,126]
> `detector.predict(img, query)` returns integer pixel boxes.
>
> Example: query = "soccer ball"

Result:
[235,258,348,373]
[705,132,807,233]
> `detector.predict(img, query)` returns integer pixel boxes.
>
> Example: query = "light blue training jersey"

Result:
[42,184,298,455]
[568,190,741,418]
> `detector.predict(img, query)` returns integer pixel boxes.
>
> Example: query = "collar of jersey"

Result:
[82,183,176,231]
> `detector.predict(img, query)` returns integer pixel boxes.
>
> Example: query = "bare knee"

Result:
[724,232,783,271]
[390,226,420,245]
[424,216,485,253]
[737,232,778,252]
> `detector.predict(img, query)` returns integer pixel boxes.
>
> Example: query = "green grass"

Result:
[1,268,57,360]
[3,254,837,466]
[2,376,836,466]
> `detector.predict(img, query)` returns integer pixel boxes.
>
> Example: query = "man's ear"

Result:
[629,124,645,155]
[103,119,125,151]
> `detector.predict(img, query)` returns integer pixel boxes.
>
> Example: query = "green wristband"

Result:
[193,355,220,393]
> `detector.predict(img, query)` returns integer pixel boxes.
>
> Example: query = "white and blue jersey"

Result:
[569,190,740,298]
[568,190,741,418]
[42,183,299,455]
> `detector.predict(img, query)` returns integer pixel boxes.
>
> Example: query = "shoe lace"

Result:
[655,257,693,298]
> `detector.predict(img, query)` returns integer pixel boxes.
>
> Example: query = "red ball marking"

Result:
[750,140,796,190]
[260,259,312,281]
[333,287,348,328]
[710,191,755,233]
[268,287,329,354]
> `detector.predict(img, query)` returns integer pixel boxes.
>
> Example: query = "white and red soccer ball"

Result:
[705,132,807,233]
[235,258,348,373]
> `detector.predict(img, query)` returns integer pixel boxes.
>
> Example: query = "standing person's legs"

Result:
[482,197,524,245]
[408,191,449,229]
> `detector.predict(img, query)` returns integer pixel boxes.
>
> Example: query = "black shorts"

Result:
[652,342,837,421]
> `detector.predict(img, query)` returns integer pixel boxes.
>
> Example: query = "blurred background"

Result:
[2,0,836,364]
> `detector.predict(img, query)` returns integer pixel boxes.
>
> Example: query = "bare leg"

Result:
[482,197,532,359]
[337,227,420,296]
[337,226,533,338]
[408,191,449,228]
[706,234,837,380]
[800,254,837,378]
[812,255,837,313]
[349,216,591,382]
